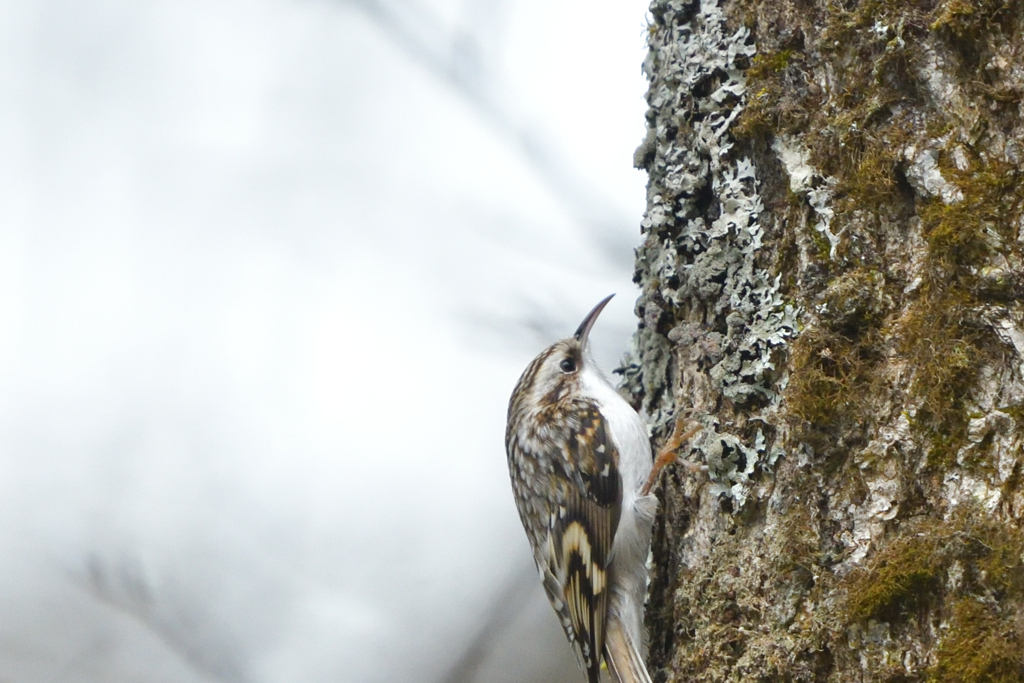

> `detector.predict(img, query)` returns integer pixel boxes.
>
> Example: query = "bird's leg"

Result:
[641,417,702,496]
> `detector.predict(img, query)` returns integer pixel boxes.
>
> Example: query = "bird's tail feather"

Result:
[605,620,653,683]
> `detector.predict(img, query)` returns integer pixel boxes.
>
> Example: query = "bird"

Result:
[505,294,698,683]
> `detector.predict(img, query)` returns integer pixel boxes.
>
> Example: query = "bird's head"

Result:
[510,294,615,413]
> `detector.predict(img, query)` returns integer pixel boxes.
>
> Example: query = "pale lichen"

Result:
[773,135,841,259]
[904,144,965,205]
[625,0,794,508]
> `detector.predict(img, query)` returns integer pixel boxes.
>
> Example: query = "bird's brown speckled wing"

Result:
[541,401,622,683]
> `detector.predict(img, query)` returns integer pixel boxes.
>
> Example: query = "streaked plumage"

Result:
[505,295,657,683]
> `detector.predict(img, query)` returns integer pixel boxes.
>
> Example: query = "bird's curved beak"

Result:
[573,294,615,349]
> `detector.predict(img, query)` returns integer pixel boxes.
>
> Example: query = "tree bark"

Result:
[623,0,1024,680]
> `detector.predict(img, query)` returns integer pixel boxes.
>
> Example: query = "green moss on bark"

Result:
[930,599,1024,683]
[843,511,1024,680]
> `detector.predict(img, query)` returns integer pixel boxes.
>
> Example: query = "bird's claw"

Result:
[641,416,702,496]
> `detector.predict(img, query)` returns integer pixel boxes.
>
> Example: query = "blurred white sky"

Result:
[0,1,651,681]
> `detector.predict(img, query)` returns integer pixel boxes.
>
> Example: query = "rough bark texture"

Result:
[620,0,1024,681]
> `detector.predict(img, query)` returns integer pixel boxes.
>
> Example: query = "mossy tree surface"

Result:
[623,0,1024,681]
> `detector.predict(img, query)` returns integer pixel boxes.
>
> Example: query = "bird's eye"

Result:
[559,357,576,373]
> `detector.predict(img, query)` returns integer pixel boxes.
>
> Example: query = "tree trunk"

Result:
[623,0,1024,680]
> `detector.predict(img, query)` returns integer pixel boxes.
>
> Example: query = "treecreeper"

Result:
[505,295,698,683]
